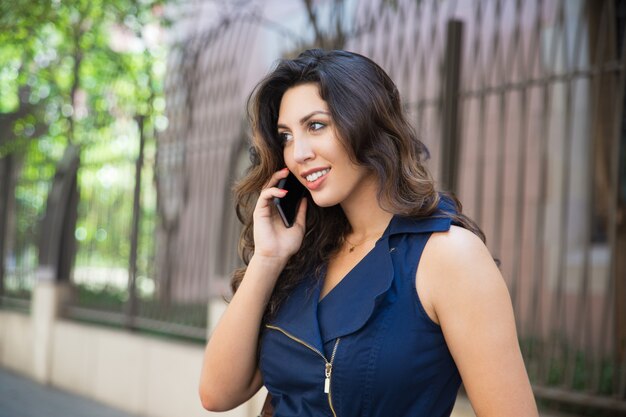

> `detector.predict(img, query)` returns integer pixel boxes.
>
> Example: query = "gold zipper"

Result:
[326,337,340,416]
[266,325,341,417]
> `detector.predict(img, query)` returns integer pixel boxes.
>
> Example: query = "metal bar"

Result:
[621,357,626,401]
[541,0,572,386]
[457,64,626,97]
[563,0,594,391]
[591,0,615,394]
[526,0,549,381]
[0,295,30,312]
[0,155,12,303]
[616,0,626,392]
[479,0,504,244]
[469,0,486,228]
[126,116,145,329]
[553,0,577,389]
[64,305,206,340]
[533,384,626,413]
[440,19,464,194]
[508,91,528,342]
[606,0,626,397]
[539,2,569,383]
[508,0,529,329]
[187,29,218,308]
[472,92,487,229]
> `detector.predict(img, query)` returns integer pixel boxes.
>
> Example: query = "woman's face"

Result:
[277,83,374,208]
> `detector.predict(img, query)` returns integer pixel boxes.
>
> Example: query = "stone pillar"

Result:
[31,268,71,384]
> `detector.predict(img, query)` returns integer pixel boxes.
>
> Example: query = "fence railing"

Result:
[1,0,625,413]
[344,0,626,413]
[60,118,209,341]
[0,120,209,342]
[0,153,53,312]
[154,0,626,413]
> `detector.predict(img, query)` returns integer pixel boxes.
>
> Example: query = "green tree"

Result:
[0,0,168,284]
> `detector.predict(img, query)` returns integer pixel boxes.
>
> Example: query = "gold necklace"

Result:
[344,234,377,253]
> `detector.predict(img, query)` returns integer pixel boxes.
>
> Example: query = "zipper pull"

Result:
[324,363,332,393]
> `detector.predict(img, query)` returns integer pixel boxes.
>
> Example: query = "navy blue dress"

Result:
[260,201,461,417]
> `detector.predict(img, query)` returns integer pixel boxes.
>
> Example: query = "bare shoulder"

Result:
[426,225,494,266]
[418,226,539,416]
[416,225,507,325]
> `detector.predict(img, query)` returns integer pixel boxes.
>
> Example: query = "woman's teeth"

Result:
[305,168,330,182]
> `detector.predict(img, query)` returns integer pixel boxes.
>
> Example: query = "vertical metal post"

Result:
[615,112,626,397]
[0,155,12,302]
[612,32,626,395]
[440,19,464,194]
[126,116,145,329]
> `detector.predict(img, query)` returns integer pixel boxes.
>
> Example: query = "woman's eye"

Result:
[309,121,325,131]
[278,132,293,144]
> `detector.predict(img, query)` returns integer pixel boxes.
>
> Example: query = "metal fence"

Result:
[154,0,626,414]
[0,118,208,342]
[344,0,625,413]
[0,153,51,312]
[57,117,209,341]
[1,0,625,412]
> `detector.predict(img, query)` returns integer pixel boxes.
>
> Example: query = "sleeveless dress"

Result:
[259,199,462,417]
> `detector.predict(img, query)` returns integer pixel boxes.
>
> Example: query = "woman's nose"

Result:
[292,137,314,163]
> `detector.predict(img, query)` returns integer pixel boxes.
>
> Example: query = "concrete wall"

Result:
[0,309,34,377]
[0,281,266,417]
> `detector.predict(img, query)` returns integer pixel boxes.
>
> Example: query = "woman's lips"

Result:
[305,169,329,190]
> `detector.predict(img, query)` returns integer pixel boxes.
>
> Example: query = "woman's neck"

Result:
[340,176,393,240]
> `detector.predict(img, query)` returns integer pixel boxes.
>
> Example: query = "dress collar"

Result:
[267,196,457,347]
[381,195,457,239]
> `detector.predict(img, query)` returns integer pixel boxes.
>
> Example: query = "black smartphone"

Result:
[273,172,307,228]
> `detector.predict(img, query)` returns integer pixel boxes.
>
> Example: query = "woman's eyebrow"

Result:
[277,110,330,130]
[299,110,330,124]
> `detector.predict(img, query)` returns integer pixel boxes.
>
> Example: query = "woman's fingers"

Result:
[256,187,288,211]
[263,167,290,189]
[256,168,291,213]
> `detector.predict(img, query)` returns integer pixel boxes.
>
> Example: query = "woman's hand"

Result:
[252,168,308,262]
[200,169,304,410]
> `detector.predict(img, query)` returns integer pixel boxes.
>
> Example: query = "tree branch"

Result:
[303,0,325,48]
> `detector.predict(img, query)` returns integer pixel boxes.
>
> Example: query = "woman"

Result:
[199,49,538,417]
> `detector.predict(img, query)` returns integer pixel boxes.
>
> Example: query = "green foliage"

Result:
[0,0,167,275]
[0,0,168,155]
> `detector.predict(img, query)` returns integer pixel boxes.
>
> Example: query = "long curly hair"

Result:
[231,49,484,322]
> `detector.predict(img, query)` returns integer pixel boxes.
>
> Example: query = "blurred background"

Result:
[0,0,625,416]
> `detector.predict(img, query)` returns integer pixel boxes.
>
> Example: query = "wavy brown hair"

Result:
[231,49,484,322]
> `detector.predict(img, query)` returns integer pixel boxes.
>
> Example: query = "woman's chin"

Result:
[309,194,338,208]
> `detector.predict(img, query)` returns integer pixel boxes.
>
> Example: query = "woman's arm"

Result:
[199,168,307,411]
[418,226,539,417]
[199,255,285,411]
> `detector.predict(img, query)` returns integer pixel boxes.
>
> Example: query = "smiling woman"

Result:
[199,49,539,417]
[278,84,374,206]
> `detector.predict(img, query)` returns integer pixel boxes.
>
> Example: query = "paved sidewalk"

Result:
[0,366,562,417]
[451,395,476,417]
[0,368,138,417]
[0,364,476,417]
